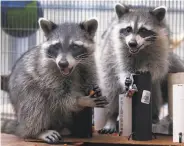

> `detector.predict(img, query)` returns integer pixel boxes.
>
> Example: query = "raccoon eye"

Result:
[72,44,80,50]
[138,27,156,38]
[139,27,148,33]
[125,27,132,33]
[47,45,60,58]
[119,27,132,36]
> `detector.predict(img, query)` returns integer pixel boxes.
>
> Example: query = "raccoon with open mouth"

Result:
[95,3,184,134]
[1,17,108,143]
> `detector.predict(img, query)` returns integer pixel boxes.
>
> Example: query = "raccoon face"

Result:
[114,3,167,55]
[38,18,98,76]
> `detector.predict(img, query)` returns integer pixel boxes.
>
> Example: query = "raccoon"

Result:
[95,3,184,134]
[1,17,108,143]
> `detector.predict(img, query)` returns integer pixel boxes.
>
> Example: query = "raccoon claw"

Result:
[94,96,109,107]
[109,129,116,134]
[77,95,108,108]
[98,128,116,134]
[38,130,62,144]
[98,120,117,134]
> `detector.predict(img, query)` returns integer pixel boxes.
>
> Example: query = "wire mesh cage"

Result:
[0,0,184,131]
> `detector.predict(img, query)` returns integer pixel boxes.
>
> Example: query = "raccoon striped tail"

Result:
[1,119,18,134]
[1,75,9,92]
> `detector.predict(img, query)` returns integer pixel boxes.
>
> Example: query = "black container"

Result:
[72,107,92,138]
[132,72,152,141]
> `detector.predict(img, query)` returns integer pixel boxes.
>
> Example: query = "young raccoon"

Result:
[96,3,184,134]
[1,17,108,143]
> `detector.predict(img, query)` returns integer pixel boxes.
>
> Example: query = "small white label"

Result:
[141,90,151,104]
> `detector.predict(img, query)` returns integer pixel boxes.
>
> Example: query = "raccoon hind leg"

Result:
[98,87,121,134]
[98,112,118,134]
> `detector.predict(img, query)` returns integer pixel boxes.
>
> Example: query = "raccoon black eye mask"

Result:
[138,27,157,40]
[119,26,157,39]
[119,26,132,36]
[47,43,62,58]
[47,43,88,59]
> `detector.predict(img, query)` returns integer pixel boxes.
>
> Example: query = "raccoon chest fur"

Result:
[119,49,169,81]
[60,78,73,94]
[122,54,154,73]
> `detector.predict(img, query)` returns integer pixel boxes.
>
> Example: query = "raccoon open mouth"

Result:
[60,67,73,76]
[129,49,139,54]
[129,45,143,54]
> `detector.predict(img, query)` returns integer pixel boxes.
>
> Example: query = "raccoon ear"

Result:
[80,18,98,37]
[115,3,129,18]
[38,18,57,36]
[150,6,167,21]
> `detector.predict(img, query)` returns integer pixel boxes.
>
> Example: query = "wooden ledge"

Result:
[1,133,184,146]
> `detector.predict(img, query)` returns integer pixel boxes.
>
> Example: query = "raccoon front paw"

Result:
[77,96,108,108]
[38,130,62,144]
[98,121,117,134]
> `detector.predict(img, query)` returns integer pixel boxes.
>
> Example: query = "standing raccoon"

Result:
[1,17,108,143]
[96,3,184,134]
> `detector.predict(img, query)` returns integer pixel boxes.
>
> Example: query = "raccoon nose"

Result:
[58,60,69,68]
[128,41,138,48]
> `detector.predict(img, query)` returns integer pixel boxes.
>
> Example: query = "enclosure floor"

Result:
[1,133,184,146]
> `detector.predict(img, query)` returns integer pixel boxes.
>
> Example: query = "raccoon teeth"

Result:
[130,49,139,54]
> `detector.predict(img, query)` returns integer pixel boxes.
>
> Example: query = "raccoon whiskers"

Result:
[78,59,94,66]
[145,33,168,42]
[75,53,90,59]
[75,53,94,60]
[78,59,89,64]
[75,56,88,60]
[75,54,86,58]
[145,36,157,42]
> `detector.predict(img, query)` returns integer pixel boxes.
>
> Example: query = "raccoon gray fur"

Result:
[1,17,108,143]
[95,3,184,134]
[161,52,184,103]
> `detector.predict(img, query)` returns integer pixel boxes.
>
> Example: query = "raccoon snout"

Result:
[128,40,138,48]
[58,60,73,76]
[58,60,69,68]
